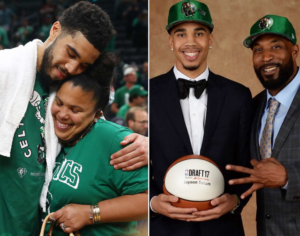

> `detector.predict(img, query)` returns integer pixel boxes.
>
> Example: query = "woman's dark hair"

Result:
[59,1,113,52]
[58,52,119,112]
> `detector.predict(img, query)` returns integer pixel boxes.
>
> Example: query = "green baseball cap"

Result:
[243,15,297,48]
[166,0,214,32]
[129,85,148,96]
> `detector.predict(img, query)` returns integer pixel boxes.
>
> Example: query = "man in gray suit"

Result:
[226,15,300,236]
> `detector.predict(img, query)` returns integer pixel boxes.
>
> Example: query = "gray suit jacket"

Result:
[251,88,300,236]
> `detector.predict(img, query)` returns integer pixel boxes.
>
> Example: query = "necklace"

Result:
[62,146,74,160]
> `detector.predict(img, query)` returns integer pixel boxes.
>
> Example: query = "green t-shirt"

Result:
[44,119,148,236]
[116,104,131,120]
[113,85,130,108]
[0,73,49,236]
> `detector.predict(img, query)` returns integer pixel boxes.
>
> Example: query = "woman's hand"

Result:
[51,192,148,233]
[51,204,91,234]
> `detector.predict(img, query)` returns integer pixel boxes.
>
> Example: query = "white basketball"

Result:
[164,156,224,203]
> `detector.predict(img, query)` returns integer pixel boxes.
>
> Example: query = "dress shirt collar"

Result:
[266,67,300,109]
[173,65,209,82]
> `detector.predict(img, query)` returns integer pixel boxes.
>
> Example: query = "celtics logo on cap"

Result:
[182,2,196,17]
[181,1,206,17]
[259,17,274,30]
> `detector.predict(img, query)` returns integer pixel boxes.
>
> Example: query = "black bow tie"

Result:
[177,78,207,99]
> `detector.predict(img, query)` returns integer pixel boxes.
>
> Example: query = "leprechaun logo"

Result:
[181,2,196,17]
[259,17,273,30]
[181,2,206,17]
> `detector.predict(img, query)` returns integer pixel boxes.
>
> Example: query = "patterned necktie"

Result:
[259,98,280,159]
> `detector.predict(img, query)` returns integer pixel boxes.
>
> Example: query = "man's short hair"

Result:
[59,1,113,52]
[58,52,119,112]
[125,107,147,125]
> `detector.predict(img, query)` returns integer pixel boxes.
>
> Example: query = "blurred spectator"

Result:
[110,116,126,127]
[105,29,117,52]
[116,85,147,120]
[138,0,148,11]
[103,85,117,121]
[55,0,71,20]
[122,0,139,39]
[126,107,148,136]
[113,61,127,90]
[139,61,148,90]
[40,0,55,20]
[111,66,137,114]
[70,0,82,4]
[15,19,34,45]
[8,0,21,16]
[132,9,148,49]
[39,14,53,41]
[115,0,131,20]
[55,4,65,21]
[0,44,4,50]
[0,24,9,48]
[0,1,16,32]
[57,0,71,9]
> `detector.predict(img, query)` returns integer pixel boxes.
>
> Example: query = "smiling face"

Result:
[252,34,299,95]
[51,81,99,141]
[169,22,213,78]
[40,30,100,87]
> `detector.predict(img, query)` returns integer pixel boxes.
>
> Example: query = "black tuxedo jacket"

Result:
[150,69,253,236]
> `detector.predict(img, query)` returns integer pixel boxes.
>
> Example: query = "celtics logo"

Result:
[182,2,196,17]
[259,17,273,30]
[181,2,206,17]
[17,167,27,178]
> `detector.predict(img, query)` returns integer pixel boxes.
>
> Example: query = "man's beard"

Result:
[39,39,60,88]
[183,64,201,71]
[254,56,294,90]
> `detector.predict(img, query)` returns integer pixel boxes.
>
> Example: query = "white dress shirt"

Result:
[173,65,208,155]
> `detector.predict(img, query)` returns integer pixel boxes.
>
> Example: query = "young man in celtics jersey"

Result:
[0,2,148,235]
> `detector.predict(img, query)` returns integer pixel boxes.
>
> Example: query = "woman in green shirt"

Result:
[43,53,148,236]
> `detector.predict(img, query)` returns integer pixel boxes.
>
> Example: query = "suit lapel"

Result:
[272,87,300,158]
[158,69,193,154]
[201,71,226,155]
[252,92,267,161]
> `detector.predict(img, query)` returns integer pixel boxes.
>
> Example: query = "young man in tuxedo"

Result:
[150,1,253,235]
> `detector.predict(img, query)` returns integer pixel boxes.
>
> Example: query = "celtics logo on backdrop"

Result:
[259,17,273,30]
[181,1,206,17]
